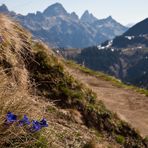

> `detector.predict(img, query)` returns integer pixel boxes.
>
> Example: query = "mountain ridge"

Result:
[124,18,148,36]
[81,10,98,24]
[0,3,127,48]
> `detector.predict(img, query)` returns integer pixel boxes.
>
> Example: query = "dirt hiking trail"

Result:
[67,67,148,137]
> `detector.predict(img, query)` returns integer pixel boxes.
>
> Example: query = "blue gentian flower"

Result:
[40,118,48,127]
[19,115,30,126]
[31,120,41,132]
[5,112,48,132]
[6,112,17,123]
[30,119,48,132]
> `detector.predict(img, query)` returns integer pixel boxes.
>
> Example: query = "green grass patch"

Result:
[47,105,57,113]
[116,135,125,144]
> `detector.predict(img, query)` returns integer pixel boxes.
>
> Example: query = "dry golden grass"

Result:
[0,14,49,147]
[0,14,98,148]
[0,14,42,116]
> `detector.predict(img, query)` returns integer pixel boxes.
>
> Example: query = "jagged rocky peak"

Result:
[99,15,115,23]
[43,2,68,17]
[0,4,9,13]
[81,10,98,24]
[70,12,79,20]
[106,15,113,21]
[27,13,36,17]
[36,11,42,16]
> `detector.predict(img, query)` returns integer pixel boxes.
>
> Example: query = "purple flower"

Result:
[30,118,48,132]
[40,118,48,127]
[6,112,17,124]
[30,120,41,132]
[4,112,48,132]
[19,115,30,126]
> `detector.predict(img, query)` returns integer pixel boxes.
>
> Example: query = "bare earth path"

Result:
[67,67,148,137]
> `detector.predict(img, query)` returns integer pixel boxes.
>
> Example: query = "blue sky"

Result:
[0,0,147,25]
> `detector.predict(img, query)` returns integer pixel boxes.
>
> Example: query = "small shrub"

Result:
[144,136,148,141]
[144,136,148,147]
[47,105,57,113]
[116,135,125,144]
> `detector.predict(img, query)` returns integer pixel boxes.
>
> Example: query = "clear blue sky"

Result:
[0,0,148,25]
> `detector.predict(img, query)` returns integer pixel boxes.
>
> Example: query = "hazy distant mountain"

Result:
[0,3,127,48]
[124,18,148,36]
[63,18,148,88]
[0,4,9,13]
[81,10,98,24]
[112,18,148,48]
[126,23,135,28]
[81,11,127,39]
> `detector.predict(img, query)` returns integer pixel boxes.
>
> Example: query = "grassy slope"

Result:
[28,43,148,147]
[0,15,147,147]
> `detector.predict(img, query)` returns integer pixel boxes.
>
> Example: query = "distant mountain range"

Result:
[63,18,148,88]
[0,3,127,48]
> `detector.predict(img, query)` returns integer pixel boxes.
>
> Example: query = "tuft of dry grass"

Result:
[0,14,42,116]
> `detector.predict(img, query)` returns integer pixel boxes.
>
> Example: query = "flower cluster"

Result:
[5,112,48,132]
